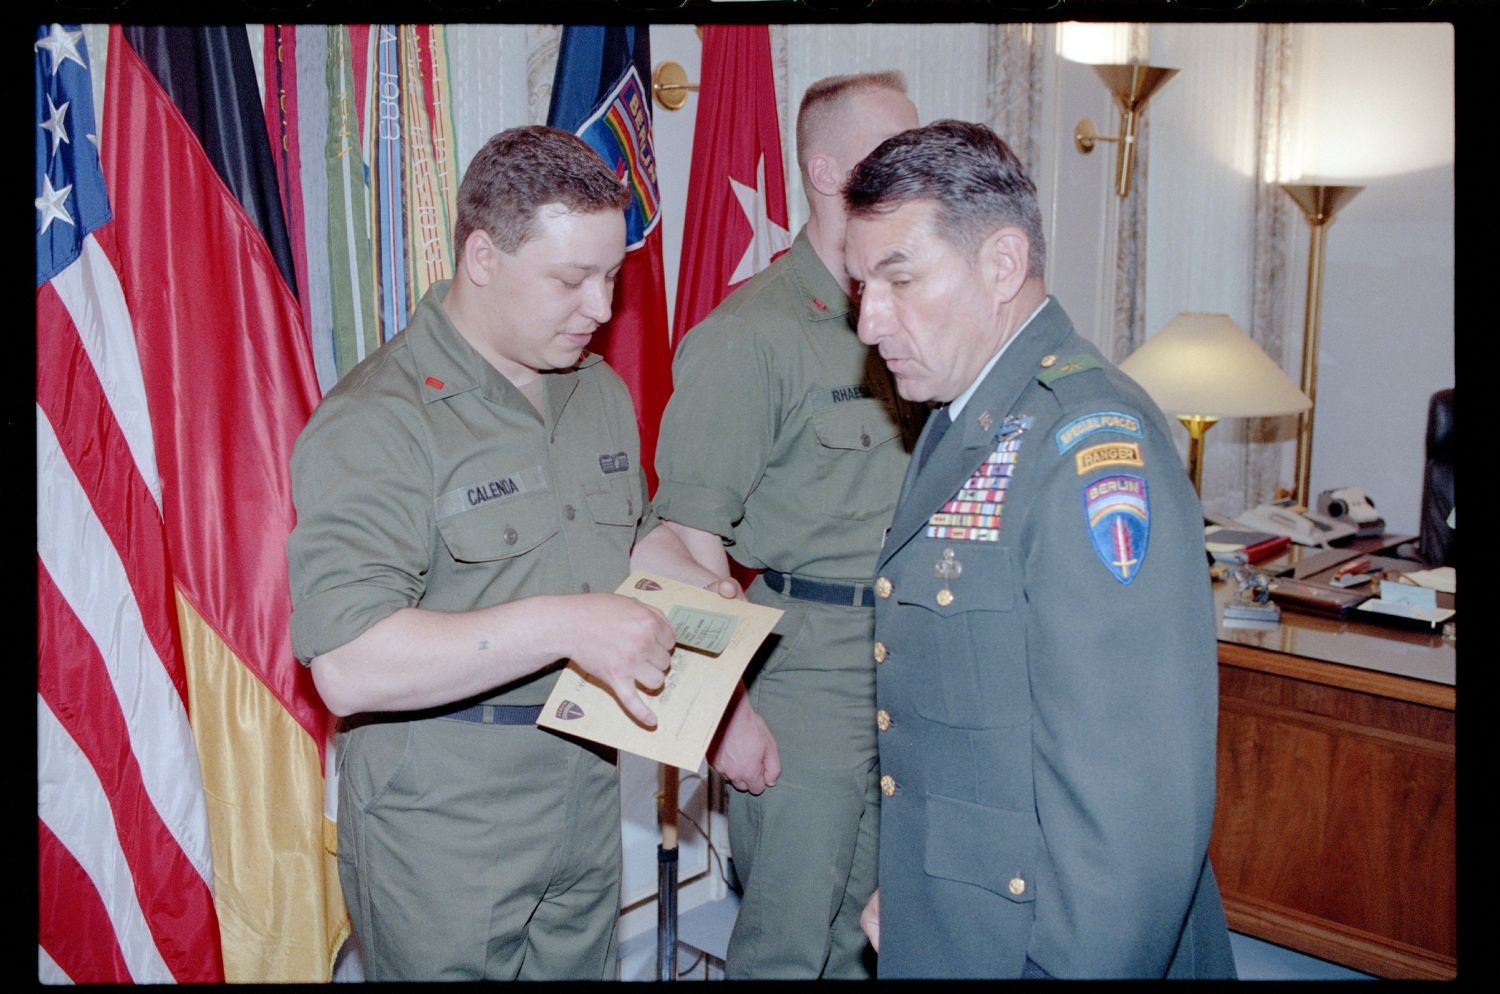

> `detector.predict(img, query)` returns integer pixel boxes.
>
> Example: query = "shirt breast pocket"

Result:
[436,491,558,564]
[893,543,1030,729]
[811,400,903,520]
[584,482,638,528]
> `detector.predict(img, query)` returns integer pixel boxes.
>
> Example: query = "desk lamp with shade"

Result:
[1118,311,1312,495]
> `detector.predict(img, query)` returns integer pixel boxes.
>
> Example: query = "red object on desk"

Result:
[1241,534,1292,563]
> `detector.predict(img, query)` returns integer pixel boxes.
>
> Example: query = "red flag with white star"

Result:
[671,25,789,346]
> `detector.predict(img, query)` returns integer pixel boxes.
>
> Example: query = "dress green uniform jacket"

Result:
[871,298,1235,979]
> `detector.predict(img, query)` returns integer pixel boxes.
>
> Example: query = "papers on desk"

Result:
[1404,566,1456,594]
[538,572,782,772]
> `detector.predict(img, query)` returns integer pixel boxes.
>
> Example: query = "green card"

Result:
[668,606,737,656]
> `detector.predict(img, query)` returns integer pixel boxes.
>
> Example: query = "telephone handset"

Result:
[1236,499,1357,547]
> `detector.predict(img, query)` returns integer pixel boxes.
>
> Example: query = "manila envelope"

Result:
[538,571,782,771]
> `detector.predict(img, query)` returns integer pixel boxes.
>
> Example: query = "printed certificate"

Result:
[538,572,782,770]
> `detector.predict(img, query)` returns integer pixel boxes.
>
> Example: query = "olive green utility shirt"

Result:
[655,229,921,581]
[288,281,656,705]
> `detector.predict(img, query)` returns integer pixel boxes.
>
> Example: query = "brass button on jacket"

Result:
[875,576,893,598]
[876,709,891,732]
[873,641,887,663]
[880,774,897,797]
[1008,876,1026,896]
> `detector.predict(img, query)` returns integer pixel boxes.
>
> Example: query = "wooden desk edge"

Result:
[1223,895,1458,980]
[1217,642,1456,711]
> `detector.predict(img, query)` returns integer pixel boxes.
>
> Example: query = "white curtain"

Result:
[1140,23,1298,516]
[775,23,1039,236]
[444,24,540,175]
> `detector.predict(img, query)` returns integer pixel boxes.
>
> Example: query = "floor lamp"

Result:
[1279,183,1363,508]
[1119,312,1311,496]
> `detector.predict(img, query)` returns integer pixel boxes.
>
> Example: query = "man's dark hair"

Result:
[843,119,1046,276]
[454,125,631,256]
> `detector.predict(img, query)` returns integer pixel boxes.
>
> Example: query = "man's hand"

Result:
[707,682,781,794]
[860,889,880,952]
[703,576,745,601]
[559,593,676,728]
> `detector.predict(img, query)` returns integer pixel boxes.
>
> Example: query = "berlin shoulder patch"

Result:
[1081,474,1150,584]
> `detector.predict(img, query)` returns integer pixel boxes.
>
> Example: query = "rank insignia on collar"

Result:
[1082,474,1150,585]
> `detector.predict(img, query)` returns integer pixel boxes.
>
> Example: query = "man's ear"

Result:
[460,228,500,287]
[805,153,842,198]
[981,226,1031,304]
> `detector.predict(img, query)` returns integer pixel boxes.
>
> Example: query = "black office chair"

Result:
[1417,388,1455,568]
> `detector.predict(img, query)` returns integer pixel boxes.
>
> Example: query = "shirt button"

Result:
[936,588,954,607]
[504,527,518,545]
[860,431,871,447]
[876,709,891,732]
[875,576,892,599]
[880,774,897,797]
[872,641,887,664]
[563,504,576,520]
[1008,876,1026,896]
[581,582,591,592]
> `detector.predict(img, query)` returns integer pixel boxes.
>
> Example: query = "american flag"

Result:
[35,23,224,982]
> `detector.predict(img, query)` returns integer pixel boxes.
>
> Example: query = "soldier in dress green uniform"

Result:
[287,127,732,981]
[845,120,1237,980]
[653,73,922,979]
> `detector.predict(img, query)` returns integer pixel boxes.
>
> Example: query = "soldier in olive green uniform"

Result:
[653,74,921,979]
[288,128,730,981]
[846,121,1235,980]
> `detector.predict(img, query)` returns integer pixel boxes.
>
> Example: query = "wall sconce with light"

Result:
[1074,63,1179,198]
[652,60,699,111]
[1119,312,1311,495]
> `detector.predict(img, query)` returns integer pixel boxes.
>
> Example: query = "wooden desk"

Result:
[1208,556,1456,979]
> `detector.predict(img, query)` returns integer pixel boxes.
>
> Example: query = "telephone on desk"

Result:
[1235,497,1358,547]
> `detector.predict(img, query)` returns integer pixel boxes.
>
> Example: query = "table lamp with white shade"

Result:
[1119,311,1312,495]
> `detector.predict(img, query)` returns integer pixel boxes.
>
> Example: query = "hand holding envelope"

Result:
[538,572,783,771]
